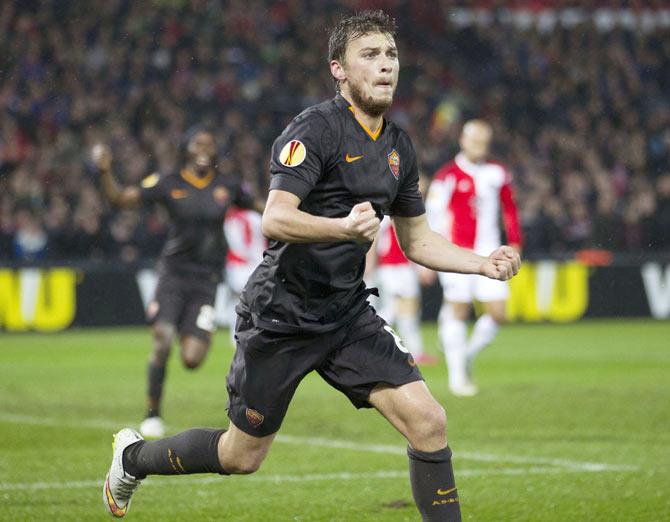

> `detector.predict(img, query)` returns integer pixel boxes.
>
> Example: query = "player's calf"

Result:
[408,445,461,522]
[143,323,175,435]
[122,428,228,479]
[402,397,460,520]
[371,382,460,521]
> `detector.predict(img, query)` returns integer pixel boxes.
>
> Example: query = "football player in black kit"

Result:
[102,12,520,521]
[92,130,258,439]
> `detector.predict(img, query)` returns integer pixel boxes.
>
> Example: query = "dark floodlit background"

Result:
[2,1,669,266]
[2,0,669,330]
[1,3,670,521]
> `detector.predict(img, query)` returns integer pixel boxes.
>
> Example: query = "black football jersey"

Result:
[239,94,425,333]
[140,168,254,278]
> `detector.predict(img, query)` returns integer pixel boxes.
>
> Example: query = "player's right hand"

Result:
[91,144,112,172]
[344,201,380,243]
[481,245,521,281]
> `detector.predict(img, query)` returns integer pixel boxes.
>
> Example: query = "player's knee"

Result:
[154,323,174,345]
[152,324,175,362]
[410,402,447,445]
[426,403,448,437]
[222,453,264,475]
[492,314,507,325]
[444,302,469,322]
[485,303,507,325]
[180,338,209,369]
[491,311,507,325]
[181,354,203,370]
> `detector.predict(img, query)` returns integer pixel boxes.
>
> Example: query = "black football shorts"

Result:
[148,266,218,341]
[226,306,423,436]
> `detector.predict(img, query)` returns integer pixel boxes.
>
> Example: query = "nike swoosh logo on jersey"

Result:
[345,153,364,163]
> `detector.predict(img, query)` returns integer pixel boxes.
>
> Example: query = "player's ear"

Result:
[330,60,346,83]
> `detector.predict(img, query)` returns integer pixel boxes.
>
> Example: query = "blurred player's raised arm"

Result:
[91,144,143,209]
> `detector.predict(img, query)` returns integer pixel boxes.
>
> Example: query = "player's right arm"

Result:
[262,190,379,243]
[91,144,142,209]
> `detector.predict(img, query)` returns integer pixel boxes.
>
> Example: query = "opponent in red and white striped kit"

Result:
[224,208,266,334]
[369,218,438,366]
[426,120,522,395]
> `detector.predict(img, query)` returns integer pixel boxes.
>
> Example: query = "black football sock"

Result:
[123,429,228,479]
[408,445,461,522]
[146,362,166,417]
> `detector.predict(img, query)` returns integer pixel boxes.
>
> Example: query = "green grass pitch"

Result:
[1,320,669,521]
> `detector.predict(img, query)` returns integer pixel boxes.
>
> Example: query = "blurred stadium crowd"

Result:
[1,1,669,262]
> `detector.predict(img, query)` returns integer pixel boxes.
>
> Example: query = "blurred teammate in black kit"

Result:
[92,130,259,438]
[102,12,520,521]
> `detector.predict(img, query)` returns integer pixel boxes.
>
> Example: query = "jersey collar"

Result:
[180,168,215,189]
[335,94,385,142]
[455,152,482,173]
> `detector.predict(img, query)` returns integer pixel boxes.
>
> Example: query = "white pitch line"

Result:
[0,412,636,473]
[0,412,121,431]
[273,434,636,473]
[0,466,597,492]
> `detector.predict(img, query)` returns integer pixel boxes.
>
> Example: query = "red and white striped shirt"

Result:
[377,217,409,266]
[224,208,266,266]
[426,153,522,255]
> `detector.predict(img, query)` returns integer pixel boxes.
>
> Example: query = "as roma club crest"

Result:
[213,186,230,205]
[387,149,400,179]
[245,408,265,428]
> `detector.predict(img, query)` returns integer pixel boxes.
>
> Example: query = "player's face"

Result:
[460,125,492,163]
[337,32,399,117]
[187,132,216,170]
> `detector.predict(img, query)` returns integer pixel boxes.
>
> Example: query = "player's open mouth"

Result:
[375,81,392,88]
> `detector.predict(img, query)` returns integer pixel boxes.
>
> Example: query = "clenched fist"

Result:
[480,245,521,281]
[343,201,380,243]
[91,144,112,172]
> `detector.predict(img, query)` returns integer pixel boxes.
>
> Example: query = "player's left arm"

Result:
[389,137,519,281]
[393,214,520,281]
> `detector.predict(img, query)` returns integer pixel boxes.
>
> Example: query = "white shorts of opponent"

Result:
[438,272,509,303]
[377,264,420,299]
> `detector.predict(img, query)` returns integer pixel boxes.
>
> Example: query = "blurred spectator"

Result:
[12,205,47,261]
[0,2,669,263]
[652,174,670,251]
[43,193,72,260]
[591,192,623,251]
[623,184,657,251]
[109,211,141,263]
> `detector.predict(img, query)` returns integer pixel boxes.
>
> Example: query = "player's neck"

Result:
[186,164,212,178]
[339,92,383,136]
[459,152,483,166]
